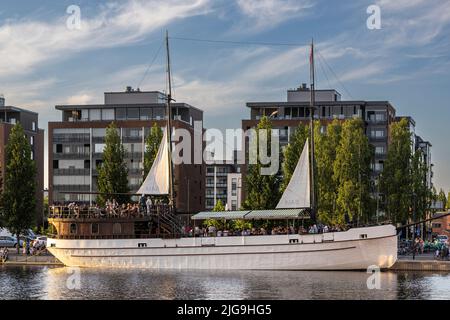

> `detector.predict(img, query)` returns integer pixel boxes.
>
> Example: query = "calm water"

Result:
[1,266,450,300]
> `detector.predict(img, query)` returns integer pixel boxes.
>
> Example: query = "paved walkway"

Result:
[1,253,63,266]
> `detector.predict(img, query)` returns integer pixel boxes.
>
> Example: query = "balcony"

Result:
[54,168,90,175]
[53,134,90,143]
[53,152,90,160]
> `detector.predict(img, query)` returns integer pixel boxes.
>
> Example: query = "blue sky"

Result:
[1,0,450,192]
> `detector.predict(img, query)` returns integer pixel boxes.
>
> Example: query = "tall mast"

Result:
[165,30,175,205]
[309,39,316,222]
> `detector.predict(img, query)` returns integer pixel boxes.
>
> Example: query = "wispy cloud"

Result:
[234,0,314,33]
[0,0,211,77]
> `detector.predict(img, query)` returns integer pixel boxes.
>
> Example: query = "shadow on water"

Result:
[1,265,450,300]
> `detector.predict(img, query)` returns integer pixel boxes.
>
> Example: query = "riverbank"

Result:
[2,252,449,271]
[1,253,63,266]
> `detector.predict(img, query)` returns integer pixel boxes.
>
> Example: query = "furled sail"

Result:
[137,127,169,195]
[276,139,310,209]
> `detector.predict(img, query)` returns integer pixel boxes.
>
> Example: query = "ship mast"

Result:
[309,39,316,222]
[165,30,175,206]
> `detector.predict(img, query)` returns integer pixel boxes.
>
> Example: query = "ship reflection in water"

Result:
[1,266,450,300]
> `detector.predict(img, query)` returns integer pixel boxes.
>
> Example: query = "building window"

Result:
[32,122,36,131]
[90,109,101,121]
[371,130,385,138]
[53,160,59,169]
[30,136,34,145]
[91,223,99,235]
[10,118,16,124]
[102,109,114,121]
[95,144,106,153]
[127,108,139,120]
[116,108,127,120]
[56,144,63,153]
[81,109,89,121]
[375,146,385,155]
[140,108,152,120]
[70,223,77,235]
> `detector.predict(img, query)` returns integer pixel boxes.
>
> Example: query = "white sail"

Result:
[137,127,169,195]
[276,139,310,209]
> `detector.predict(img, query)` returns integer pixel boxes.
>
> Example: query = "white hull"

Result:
[47,225,397,270]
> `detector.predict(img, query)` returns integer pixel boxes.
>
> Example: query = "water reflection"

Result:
[1,265,450,300]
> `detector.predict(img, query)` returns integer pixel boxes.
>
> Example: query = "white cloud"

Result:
[339,63,387,82]
[66,94,95,105]
[0,0,211,77]
[235,0,314,33]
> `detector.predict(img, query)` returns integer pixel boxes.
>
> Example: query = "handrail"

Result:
[49,204,174,220]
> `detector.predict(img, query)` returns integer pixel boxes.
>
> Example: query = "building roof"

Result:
[246,100,394,108]
[192,208,310,220]
[55,102,203,113]
[0,106,39,116]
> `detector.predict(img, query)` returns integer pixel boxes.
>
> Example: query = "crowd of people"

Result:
[400,236,450,260]
[183,223,340,238]
[51,195,169,219]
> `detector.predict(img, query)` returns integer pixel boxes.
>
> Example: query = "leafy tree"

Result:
[380,118,413,224]
[144,123,163,176]
[281,123,308,191]
[203,200,226,229]
[411,150,432,221]
[333,118,373,226]
[243,116,280,210]
[437,189,447,210]
[314,119,342,225]
[97,122,130,205]
[212,199,225,212]
[2,123,37,253]
[447,192,450,210]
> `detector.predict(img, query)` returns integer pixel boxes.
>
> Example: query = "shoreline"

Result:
[2,253,450,272]
[1,253,63,266]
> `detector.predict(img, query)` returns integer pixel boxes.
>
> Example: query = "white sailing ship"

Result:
[47,34,398,270]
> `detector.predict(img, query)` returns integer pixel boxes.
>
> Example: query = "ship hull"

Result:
[47,225,397,270]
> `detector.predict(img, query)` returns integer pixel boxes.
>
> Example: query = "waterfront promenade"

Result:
[1,253,63,266]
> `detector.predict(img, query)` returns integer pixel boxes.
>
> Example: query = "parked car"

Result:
[436,235,449,245]
[34,236,47,247]
[0,236,18,248]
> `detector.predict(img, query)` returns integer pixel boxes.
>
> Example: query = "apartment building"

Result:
[242,84,396,177]
[0,98,45,226]
[48,87,205,214]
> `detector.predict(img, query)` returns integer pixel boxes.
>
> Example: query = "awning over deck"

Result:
[191,208,309,220]
[191,211,250,220]
[245,208,309,220]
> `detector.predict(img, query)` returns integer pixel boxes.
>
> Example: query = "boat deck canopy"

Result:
[245,208,309,220]
[191,211,250,220]
[191,208,309,220]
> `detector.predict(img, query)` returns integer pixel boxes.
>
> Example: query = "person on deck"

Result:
[146,196,153,215]
[139,195,146,213]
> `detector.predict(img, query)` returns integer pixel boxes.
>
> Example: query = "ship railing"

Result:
[48,204,174,220]
[48,233,185,240]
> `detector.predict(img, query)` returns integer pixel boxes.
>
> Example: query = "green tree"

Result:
[380,118,413,224]
[333,118,373,226]
[144,123,163,176]
[243,116,280,210]
[315,119,342,225]
[97,122,130,205]
[2,123,37,253]
[203,200,226,229]
[411,150,433,221]
[281,123,308,191]
[437,189,447,209]
[213,199,225,212]
[447,192,450,210]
